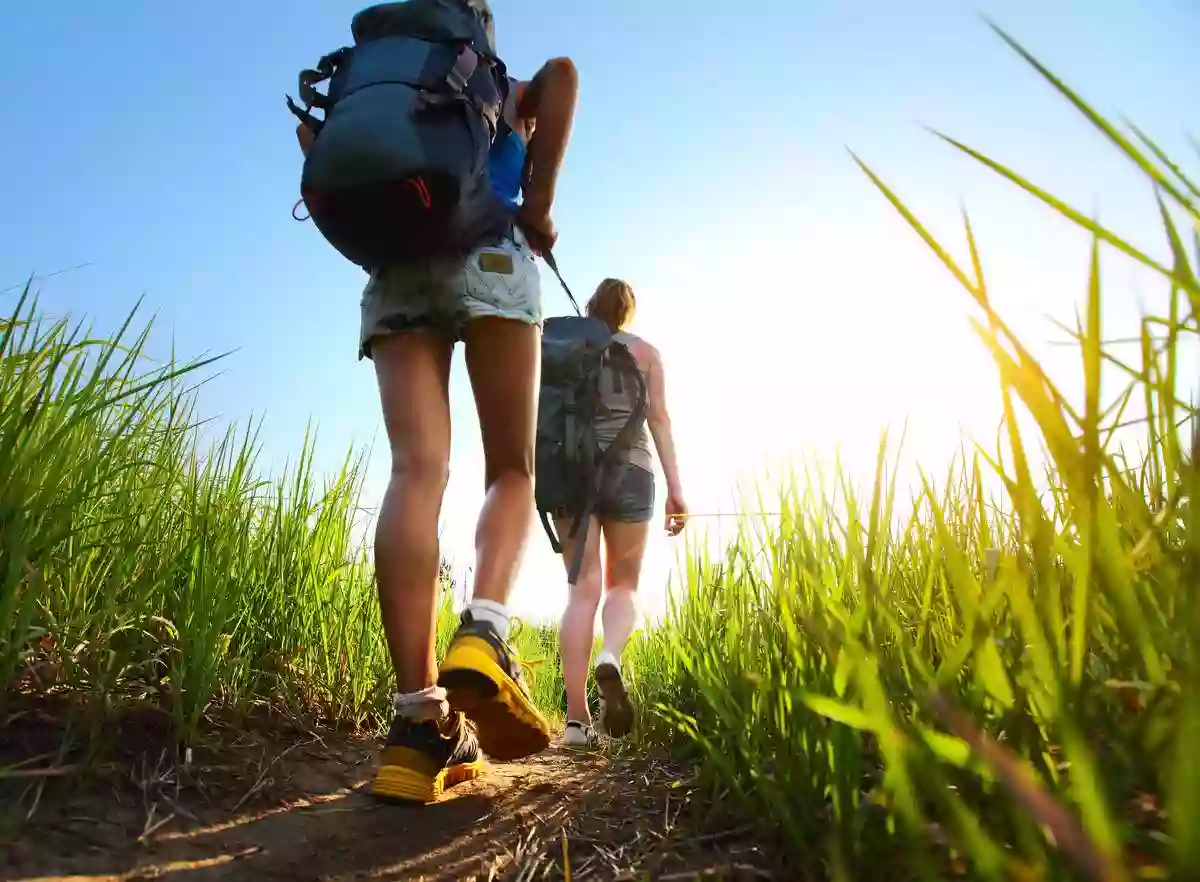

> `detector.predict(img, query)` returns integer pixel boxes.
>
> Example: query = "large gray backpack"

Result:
[535,316,648,583]
[288,0,510,269]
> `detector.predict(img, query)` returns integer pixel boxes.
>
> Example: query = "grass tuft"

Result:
[0,286,569,757]
[624,25,1198,882]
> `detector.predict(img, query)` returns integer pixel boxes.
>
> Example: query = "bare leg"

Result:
[556,516,603,724]
[461,317,541,606]
[438,316,552,762]
[371,331,454,696]
[369,327,490,804]
[599,519,651,661]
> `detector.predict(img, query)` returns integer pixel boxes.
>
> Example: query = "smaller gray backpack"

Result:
[288,0,510,269]
[535,316,648,583]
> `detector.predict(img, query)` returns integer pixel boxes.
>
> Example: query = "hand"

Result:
[515,198,558,255]
[664,491,688,537]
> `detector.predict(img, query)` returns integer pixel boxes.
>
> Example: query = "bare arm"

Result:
[514,57,578,218]
[645,346,686,531]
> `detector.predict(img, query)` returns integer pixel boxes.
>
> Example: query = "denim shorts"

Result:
[358,225,542,358]
[594,463,655,523]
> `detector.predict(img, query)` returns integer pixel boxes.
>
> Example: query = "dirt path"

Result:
[1,720,778,882]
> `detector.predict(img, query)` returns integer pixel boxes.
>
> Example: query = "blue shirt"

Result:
[489,125,525,210]
[488,81,526,210]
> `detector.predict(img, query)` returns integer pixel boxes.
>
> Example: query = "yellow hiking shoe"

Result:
[371,711,486,804]
[437,612,551,761]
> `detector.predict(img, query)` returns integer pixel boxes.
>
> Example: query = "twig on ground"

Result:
[0,763,83,779]
[138,807,176,842]
[230,736,316,812]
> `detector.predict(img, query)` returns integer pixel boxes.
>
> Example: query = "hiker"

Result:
[292,0,578,802]
[552,279,688,748]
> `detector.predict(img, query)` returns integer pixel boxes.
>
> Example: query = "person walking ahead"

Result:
[554,279,688,748]
[296,0,579,802]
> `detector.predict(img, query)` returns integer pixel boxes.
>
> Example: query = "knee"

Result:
[389,445,450,492]
[485,458,533,493]
[570,568,603,610]
[605,566,642,595]
[604,582,639,605]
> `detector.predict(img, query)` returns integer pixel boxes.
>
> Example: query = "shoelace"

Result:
[514,653,544,684]
[503,618,545,685]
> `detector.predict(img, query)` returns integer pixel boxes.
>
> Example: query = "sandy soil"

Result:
[1,706,780,881]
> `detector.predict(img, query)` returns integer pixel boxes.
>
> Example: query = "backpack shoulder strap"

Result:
[546,327,615,585]
[597,340,648,467]
[494,75,517,142]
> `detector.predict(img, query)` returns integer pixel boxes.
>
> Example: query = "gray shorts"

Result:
[594,463,655,523]
[359,225,542,358]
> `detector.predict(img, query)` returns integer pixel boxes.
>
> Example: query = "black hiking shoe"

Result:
[596,659,635,738]
[437,612,552,761]
[371,711,486,804]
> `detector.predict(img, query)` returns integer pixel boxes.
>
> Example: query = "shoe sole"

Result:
[562,737,598,751]
[595,662,634,738]
[438,636,552,761]
[371,756,487,804]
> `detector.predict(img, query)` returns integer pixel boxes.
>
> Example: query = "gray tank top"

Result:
[594,331,654,474]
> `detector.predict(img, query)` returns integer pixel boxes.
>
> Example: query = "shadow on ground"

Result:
[1,710,778,881]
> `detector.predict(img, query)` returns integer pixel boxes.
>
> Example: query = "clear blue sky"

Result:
[3,1,1196,620]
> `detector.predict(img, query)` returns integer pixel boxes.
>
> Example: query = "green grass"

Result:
[3,19,1197,882]
[621,22,1199,882]
[0,285,392,740]
[0,287,568,751]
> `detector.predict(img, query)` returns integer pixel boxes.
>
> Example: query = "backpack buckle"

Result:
[445,45,479,94]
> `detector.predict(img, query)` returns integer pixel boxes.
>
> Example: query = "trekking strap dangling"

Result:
[555,347,647,587]
[286,48,350,136]
[540,248,582,317]
[564,494,595,584]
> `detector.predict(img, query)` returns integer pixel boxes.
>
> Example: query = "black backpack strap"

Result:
[538,497,593,585]
[563,399,578,476]
[541,249,582,317]
[286,96,323,134]
[543,353,605,586]
[597,342,649,469]
[538,509,562,554]
[563,347,642,585]
[495,73,519,141]
[287,48,350,135]
[555,343,645,586]
[415,44,501,135]
[565,386,598,553]
[564,496,595,585]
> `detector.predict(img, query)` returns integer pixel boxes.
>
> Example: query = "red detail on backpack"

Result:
[407,176,432,209]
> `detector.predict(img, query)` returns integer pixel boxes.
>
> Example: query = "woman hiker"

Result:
[554,278,688,748]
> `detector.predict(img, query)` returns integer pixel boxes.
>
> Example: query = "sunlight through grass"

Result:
[622,24,1198,882]
[3,20,1196,882]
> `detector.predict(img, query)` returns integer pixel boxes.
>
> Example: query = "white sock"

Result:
[596,649,620,671]
[393,685,449,722]
[468,599,510,640]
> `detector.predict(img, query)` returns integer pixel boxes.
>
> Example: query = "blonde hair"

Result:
[586,278,637,332]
